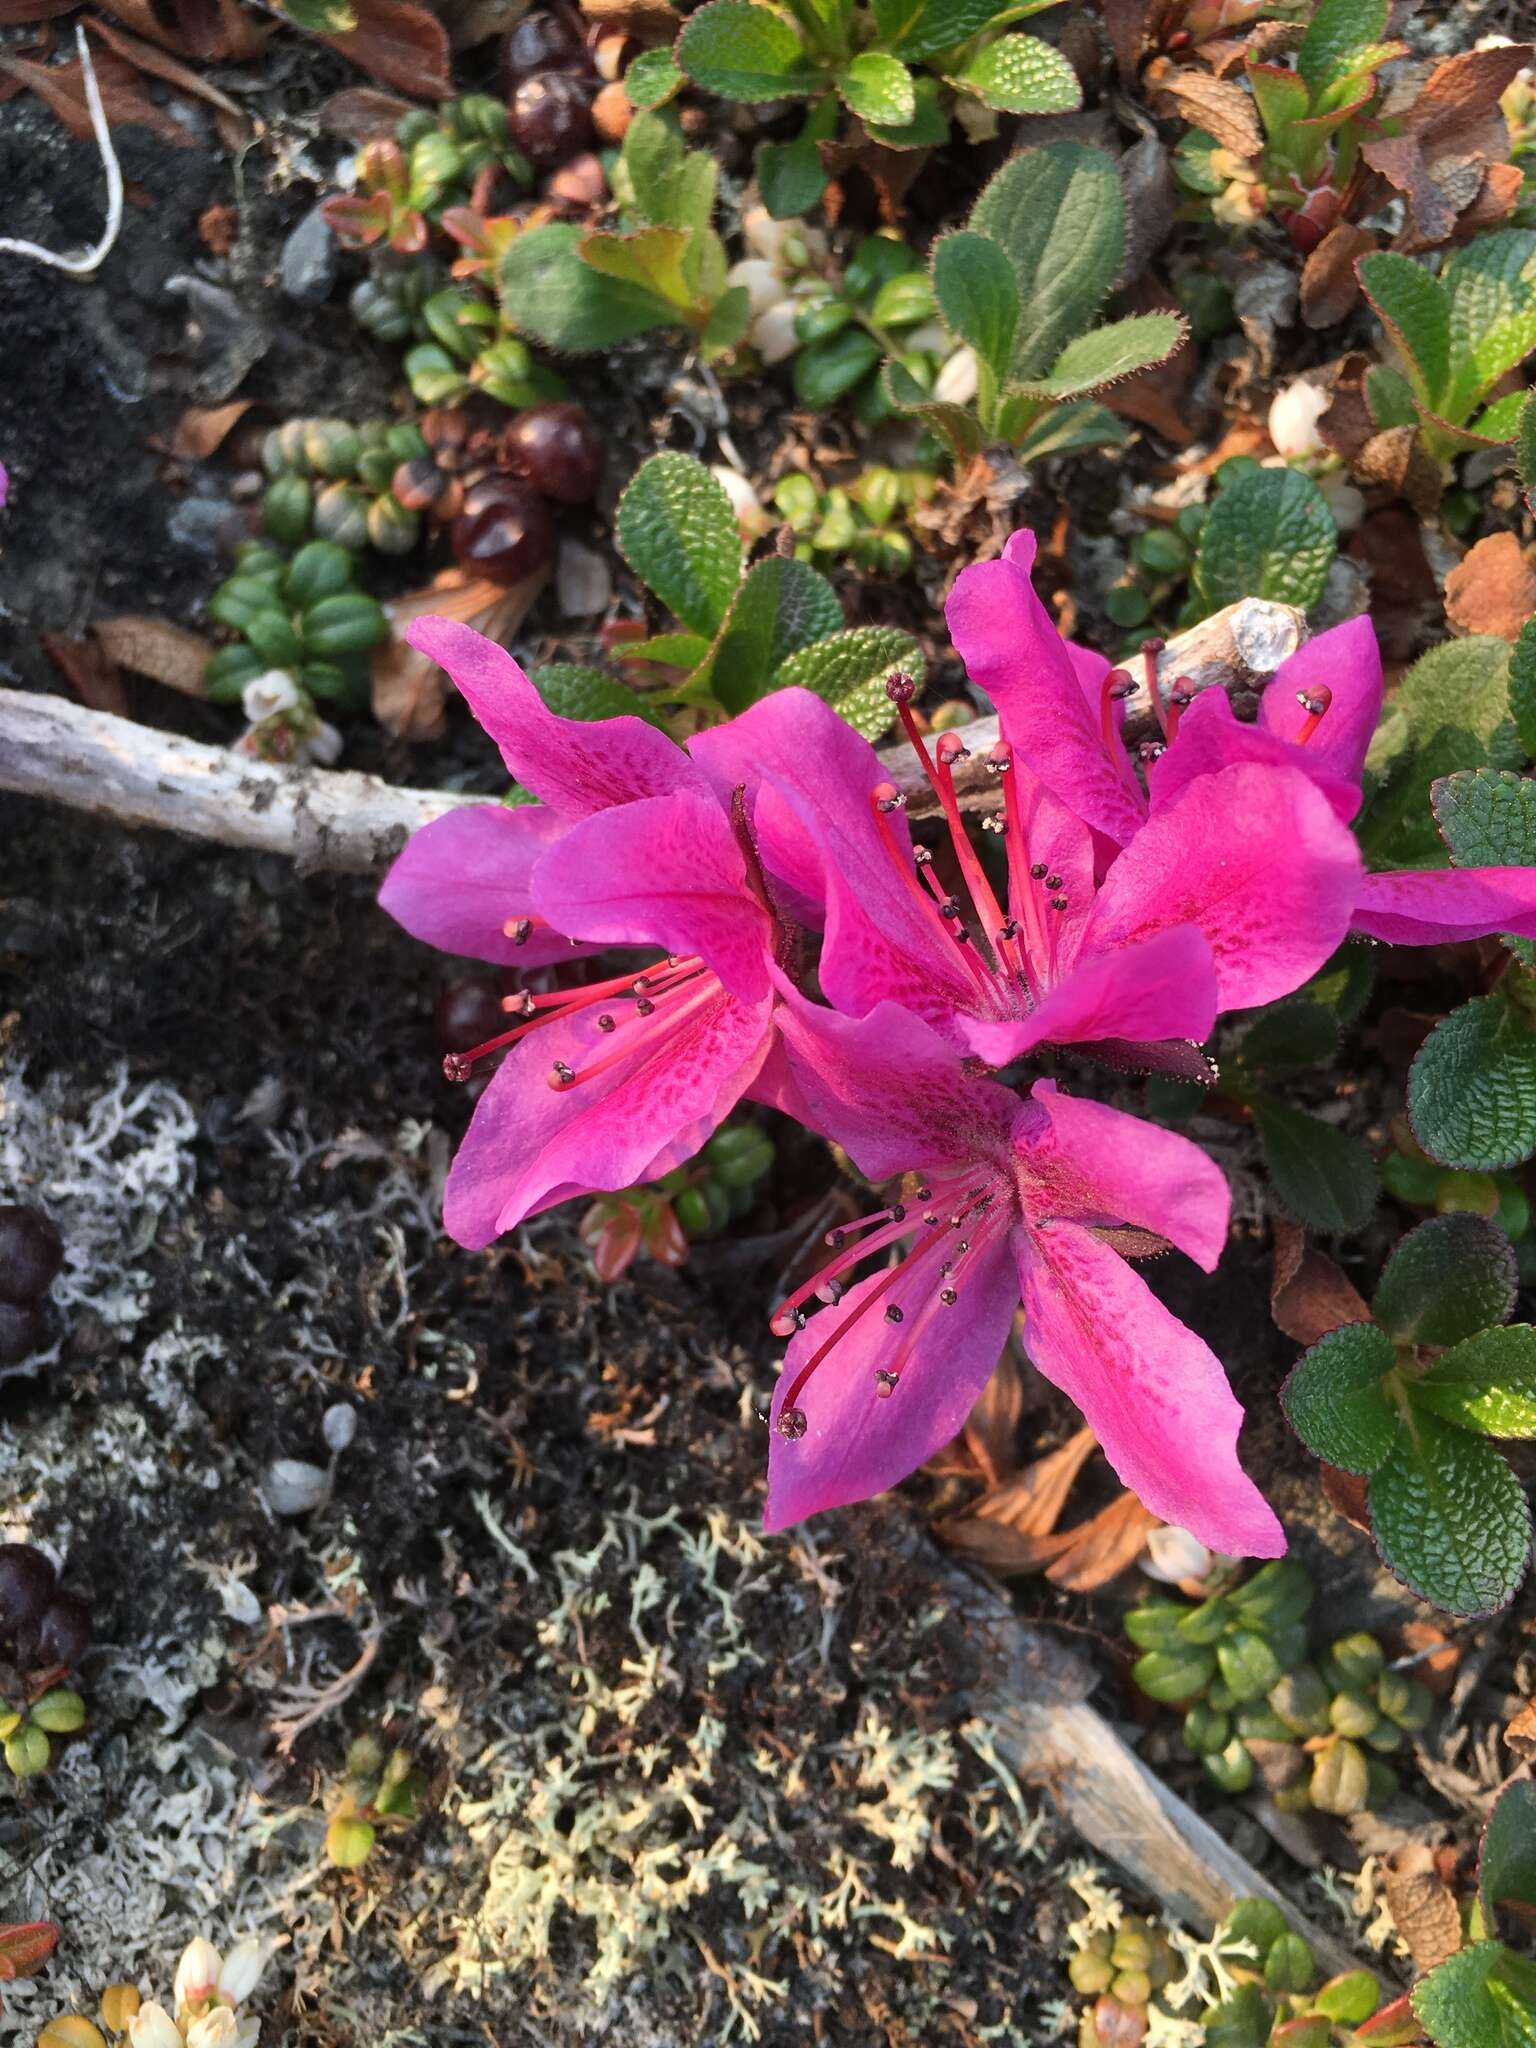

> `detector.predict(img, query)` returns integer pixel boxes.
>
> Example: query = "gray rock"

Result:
[168,496,239,557]
[280,203,339,307]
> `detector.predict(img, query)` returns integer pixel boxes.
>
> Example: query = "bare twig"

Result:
[0,29,124,277]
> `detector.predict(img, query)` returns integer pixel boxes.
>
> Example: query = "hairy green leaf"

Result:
[1414,1944,1521,2048]
[1414,1325,1536,1439]
[1442,229,1536,426]
[949,32,1081,114]
[771,626,924,739]
[1297,0,1391,99]
[624,46,683,108]
[1015,312,1187,399]
[615,453,743,636]
[872,0,1012,63]
[676,0,820,99]
[1358,251,1451,409]
[1409,995,1536,1172]
[865,71,948,146]
[1283,1322,1399,1474]
[1250,1096,1379,1234]
[499,224,676,352]
[1009,397,1127,460]
[931,229,1018,380]
[709,557,844,715]
[1481,1783,1536,1928]
[1433,769,1536,868]
[1511,620,1536,760]
[531,663,671,727]
[1193,466,1337,613]
[1373,1212,1519,1350]
[758,131,828,219]
[967,142,1125,381]
[1360,638,1517,868]
[1371,1413,1530,1615]
[1234,1000,1340,1080]
[837,51,916,124]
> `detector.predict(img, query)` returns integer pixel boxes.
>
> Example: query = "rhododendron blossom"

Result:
[950,529,1536,953]
[759,995,1283,1558]
[380,619,802,1248]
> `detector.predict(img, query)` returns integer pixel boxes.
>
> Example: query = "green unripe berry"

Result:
[1109,1969,1152,2007]
[1110,1925,1153,1971]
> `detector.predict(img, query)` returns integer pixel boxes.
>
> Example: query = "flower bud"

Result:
[1267,377,1330,458]
[724,258,781,318]
[241,671,303,724]
[933,347,978,406]
[750,300,803,366]
[174,1936,222,2009]
[1141,1524,1212,1584]
[217,1938,269,2003]
[128,2002,182,2048]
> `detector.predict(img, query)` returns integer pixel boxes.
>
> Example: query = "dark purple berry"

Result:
[507,73,593,164]
[0,1299,41,1367]
[0,1205,62,1306]
[435,978,505,1055]
[34,1592,92,1671]
[451,481,556,586]
[501,8,587,86]
[504,402,605,504]
[0,1544,56,1632]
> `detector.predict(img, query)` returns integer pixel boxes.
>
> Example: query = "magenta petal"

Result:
[1084,762,1362,1010]
[1018,1223,1285,1557]
[1259,616,1383,785]
[408,617,704,816]
[1149,690,1362,825]
[764,1235,1021,1531]
[1015,1080,1230,1270]
[378,803,589,967]
[1352,865,1536,945]
[946,536,1149,846]
[531,791,772,1003]
[774,992,1018,1182]
[442,985,773,1246]
[966,925,1218,1067]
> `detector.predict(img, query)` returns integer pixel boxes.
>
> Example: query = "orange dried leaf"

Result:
[94,616,212,698]
[170,400,253,461]
[319,0,452,99]
[1506,1696,1536,1761]
[1444,532,1536,644]
[962,1349,1025,1489]
[1045,1493,1160,1593]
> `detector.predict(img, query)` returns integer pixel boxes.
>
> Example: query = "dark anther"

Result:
[636,998,655,1017]
[1045,874,1062,891]
[1050,895,1069,912]
[1030,862,1049,879]
[884,1305,904,1324]
[891,1203,906,1222]
[885,672,916,704]
[597,1014,616,1033]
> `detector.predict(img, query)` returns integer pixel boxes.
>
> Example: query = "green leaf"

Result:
[531,663,671,728]
[967,141,1125,381]
[872,0,1012,63]
[708,557,844,715]
[624,46,683,109]
[1512,621,1536,760]
[277,0,355,28]
[1433,769,1536,867]
[758,130,828,219]
[1441,230,1536,427]
[676,0,819,99]
[1371,1410,1530,1615]
[1358,251,1451,410]
[836,51,916,125]
[865,70,949,146]
[1248,60,1311,162]
[1283,1322,1399,1474]
[1192,466,1337,613]
[1481,1782,1536,1927]
[1373,1213,1519,1346]
[1519,389,1536,499]
[949,33,1081,114]
[1415,1944,1521,2048]
[1234,1000,1340,1080]
[1296,0,1390,100]
[1469,389,1528,443]
[1250,1096,1379,1234]
[623,110,715,231]
[881,360,985,461]
[795,327,883,407]
[1409,995,1536,1172]
[1414,1326,1536,1439]
[1010,396,1127,460]
[1015,312,1187,399]
[622,631,713,668]
[616,453,743,636]
[1366,362,1421,430]
[770,626,923,739]
[580,225,699,315]
[931,230,1018,381]
[1302,945,1377,1025]
[499,224,674,352]
[701,283,751,356]
[1359,638,1518,868]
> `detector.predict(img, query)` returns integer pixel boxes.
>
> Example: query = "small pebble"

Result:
[262,1458,330,1516]
[280,202,340,306]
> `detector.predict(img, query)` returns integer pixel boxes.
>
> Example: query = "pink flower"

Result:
[379,619,787,1248]
[759,994,1283,1558]
[691,672,1362,1071]
[950,529,1536,952]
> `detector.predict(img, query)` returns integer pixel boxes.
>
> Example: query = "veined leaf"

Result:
[1358,251,1451,410]
[1282,1322,1399,1474]
[1481,1783,1536,1927]
[499,224,677,352]
[1370,1411,1530,1615]
[1409,994,1536,1173]
[615,453,743,636]
[864,70,949,146]
[1192,465,1336,613]
[967,141,1125,382]
[531,663,671,727]
[770,625,924,739]
[1013,312,1186,399]
[949,33,1081,114]
[1297,0,1391,100]
[1009,397,1127,460]
[1372,1213,1519,1347]
[931,229,1018,380]
[871,0,1013,64]
[1441,229,1536,426]
[1432,770,1536,869]
[836,51,916,125]
[676,0,820,100]
[1413,1325,1536,1439]
[1249,1096,1379,1234]
[708,556,843,714]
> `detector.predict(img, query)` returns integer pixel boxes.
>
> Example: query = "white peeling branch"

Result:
[0,598,1304,872]
[0,29,125,277]
[0,689,475,873]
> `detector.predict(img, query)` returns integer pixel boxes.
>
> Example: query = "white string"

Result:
[0,26,125,276]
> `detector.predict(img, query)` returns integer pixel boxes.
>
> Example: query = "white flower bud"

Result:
[129,2001,184,2048]
[709,466,771,537]
[217,1939,270,2004]
[934,347,979,405]
[186,2010,240,2048]
[174,1938,222,2010]
[1142,1524,1214,1584]
[741,205,791,266]
[1318,468,1366,534]
[303,720,344,768]
[240,670,302,722]
[724,257,782,318]
[1267,377,1331,458]
[750,299,802,365]
[556,537,613,618]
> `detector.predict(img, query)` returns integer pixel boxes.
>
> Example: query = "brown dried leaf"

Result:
[1101,0,1146,86]
[41,632,127,716]
[819,133,931,224]
[1152,70,1261,157]
[1456,160,1523,240]
[971,1425,1098,1538]
[0,0,75,22]
[579,0,681,32]
[1353,425,1444,522]
[1409,43,1534,143]
[0,44,193,146]
[319,85,416,137]
[94,615,212,697]
[1444,532,1536,643]
[1044,1492,1159,1593]
[963,1349,1025,1489]
[319,0,452,98]
[1271,1215,1372,1345]
[373,571,543,737]
[1382,1844,1465,1973]
[85,15,251,127]
[1319,1461,1371,1533]
[1400,1621,1462,1699]
[931,1513,1078,1573]
[1364,132,1459,245]
[170,399,253,461]
[1506,1696,1536,1762]
[1300,224,1376,329]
